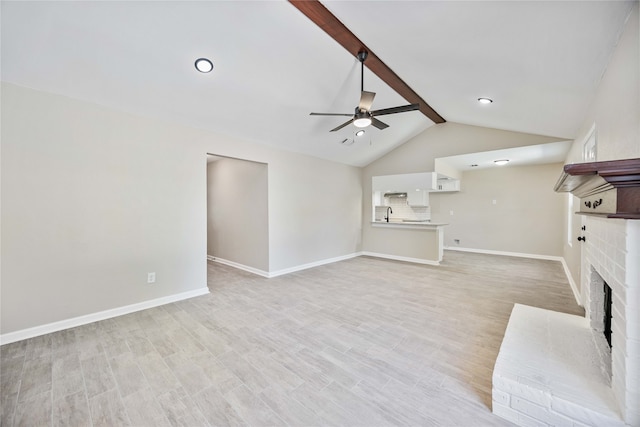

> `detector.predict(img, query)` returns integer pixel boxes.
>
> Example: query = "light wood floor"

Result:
[0,251,583,426]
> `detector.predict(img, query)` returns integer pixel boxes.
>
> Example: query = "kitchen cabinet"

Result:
[407,189,429,206]
[372,191,390,207]
[432,178,460,192]
[372,172,437,192]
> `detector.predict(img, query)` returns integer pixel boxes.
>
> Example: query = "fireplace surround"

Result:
[492,217,639,427]
[492,159,640,426]
[582,216,639,425]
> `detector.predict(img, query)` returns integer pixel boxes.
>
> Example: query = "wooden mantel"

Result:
[554,158,640,219]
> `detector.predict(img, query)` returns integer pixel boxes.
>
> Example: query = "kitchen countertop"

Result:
[371,220,448,229]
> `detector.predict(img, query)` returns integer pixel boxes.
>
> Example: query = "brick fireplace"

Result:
[583,216,640,425]
[492,218,639,426]
[493,158,640,426]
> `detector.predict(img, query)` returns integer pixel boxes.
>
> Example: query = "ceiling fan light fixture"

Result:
[355,130,366,137]
[353,110,372,128]
[353,118,371,128]
[195,58,213,73]
[478,97,493,105]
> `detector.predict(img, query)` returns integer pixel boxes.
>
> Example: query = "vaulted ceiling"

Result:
[1,1,635,166]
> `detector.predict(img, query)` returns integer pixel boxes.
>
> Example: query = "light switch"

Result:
[492,199,497,205]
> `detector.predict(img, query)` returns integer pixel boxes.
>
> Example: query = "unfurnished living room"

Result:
[1,1,639,426]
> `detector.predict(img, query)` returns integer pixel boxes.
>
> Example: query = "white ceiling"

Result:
[1,1,634,167]
[436,140,574,172]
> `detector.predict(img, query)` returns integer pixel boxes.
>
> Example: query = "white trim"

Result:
[560,257,582,306]
[361,251,440,266]
[582,122,597,162]
[208,253,362,278]
[208,256,270,278]
[370,222,447,230]
[0,287,210,345]
[444,246,563,261]
[268,253,362,278]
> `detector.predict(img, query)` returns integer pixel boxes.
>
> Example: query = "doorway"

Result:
[206,154,269,275]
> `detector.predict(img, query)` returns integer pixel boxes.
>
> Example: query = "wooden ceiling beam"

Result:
[289,0,445,124]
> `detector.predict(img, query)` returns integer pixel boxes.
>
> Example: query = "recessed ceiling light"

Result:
[478,97,493,105]
[494,159,509,165]
[470,164,478,167]
[195,58,213,73]
[355,130,365,137]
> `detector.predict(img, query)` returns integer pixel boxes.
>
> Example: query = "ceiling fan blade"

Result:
[330,119,354,132]
[358,91,376,111]
[310,112,353,116]
[371,118,389,130]
[371,103,420,117]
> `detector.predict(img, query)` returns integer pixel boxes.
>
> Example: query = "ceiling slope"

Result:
[289,0,445,124]
[1,1,635,167]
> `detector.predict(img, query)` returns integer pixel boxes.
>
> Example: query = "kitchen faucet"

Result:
[384,206,393,222]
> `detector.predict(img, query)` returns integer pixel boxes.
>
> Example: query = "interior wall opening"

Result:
[206,154,269,275]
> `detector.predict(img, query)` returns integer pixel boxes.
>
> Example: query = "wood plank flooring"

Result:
[0,251,583,426]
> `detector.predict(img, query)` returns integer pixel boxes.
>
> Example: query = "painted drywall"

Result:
[1,84,207,334]
[430,163,565,256]
[364,122,563,178]
[1,83,362,335]
[362,122,565,257]
[207,157,269,272]
[266,153,362,273]
[365,226,442,263]
[434,158,462,180]
[562,3,639,301]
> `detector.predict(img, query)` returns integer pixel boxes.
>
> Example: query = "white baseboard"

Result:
[444,246,563,262]
[268,252,362,278]
[361,251,441,266]
[208,253,362,278]
[207,256,270,278]
[444,246,582,306]
[560,258,582,307]
[0,287,210,345]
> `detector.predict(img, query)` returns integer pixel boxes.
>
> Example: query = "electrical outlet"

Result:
[147,272,156,284]
[492,199,497,205]
[450,210,454,216]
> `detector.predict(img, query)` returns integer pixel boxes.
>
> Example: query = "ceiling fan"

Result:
[310,51,420,132]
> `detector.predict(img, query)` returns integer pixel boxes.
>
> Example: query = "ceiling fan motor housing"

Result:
[309,48,418,132]
[355,107,371,117]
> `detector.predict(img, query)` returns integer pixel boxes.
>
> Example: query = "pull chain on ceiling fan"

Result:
[310,51,420,132]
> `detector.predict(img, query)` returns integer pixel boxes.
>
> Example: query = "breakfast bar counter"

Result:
[364,221,449,265]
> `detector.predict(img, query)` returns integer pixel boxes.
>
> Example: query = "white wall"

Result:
[430,163,565,256]
[364,122,562,178]
[1,83,362,336]
[267,153,362,272]
[207,157,269,272]
[562,3,640,298]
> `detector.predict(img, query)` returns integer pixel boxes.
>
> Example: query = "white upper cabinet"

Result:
[432,177,461,192]
[372,191,390,207]
[406,189,429,206]
[372,172,438,192]
[372,172,460,193]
